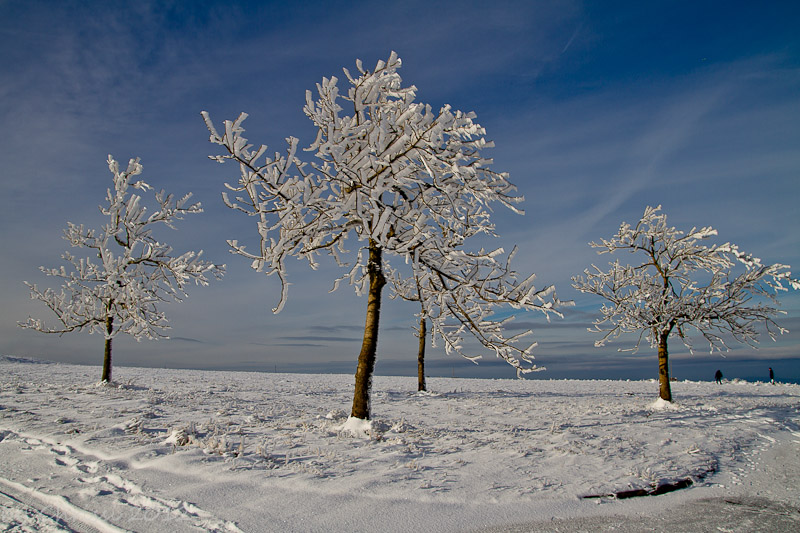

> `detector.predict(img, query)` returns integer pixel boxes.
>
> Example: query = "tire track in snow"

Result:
[1,428,243,532]
[0,477,122,533]
[0,483,73,532]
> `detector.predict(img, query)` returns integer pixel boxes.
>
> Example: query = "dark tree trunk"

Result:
[657,332,672,402]
[101,315,113,383]
[351,242,385,420]
[417,317,426,392]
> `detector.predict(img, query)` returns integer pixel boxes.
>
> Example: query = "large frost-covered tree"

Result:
[20,156,224,383]
[572,205,799,402]
[204,52,561,421]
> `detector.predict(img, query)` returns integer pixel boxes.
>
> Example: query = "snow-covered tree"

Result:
[20,156,225,383]
[572,205,799,401]
[204,52,561,420]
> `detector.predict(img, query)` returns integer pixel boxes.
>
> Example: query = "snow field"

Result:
[1,357,798,532]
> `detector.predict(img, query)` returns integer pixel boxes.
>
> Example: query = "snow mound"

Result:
[324,409,346,420]
[650,397,680,411]
[335,416,373,438]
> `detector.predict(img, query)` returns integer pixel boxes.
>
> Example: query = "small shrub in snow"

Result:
[166,422,246,457]
[165,424,195,447]
[324,409,346,420]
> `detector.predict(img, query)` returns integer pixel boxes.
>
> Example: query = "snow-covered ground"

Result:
[1,356,798,532]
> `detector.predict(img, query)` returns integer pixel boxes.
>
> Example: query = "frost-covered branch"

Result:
[388,245,567,375]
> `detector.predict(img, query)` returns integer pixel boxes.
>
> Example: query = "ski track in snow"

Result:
[0,427,242,532]
[1,357,799,532]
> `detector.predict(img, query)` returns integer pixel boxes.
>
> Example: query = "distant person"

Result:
[769,367,775,384]
[714,370,723,384]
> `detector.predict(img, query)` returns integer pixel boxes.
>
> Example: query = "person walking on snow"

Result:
[769,367,775,384]
[714,369,723,384]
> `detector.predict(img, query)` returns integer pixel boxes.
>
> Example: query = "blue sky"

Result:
[2,0,799,383]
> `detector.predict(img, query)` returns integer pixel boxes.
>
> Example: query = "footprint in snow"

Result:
[54,455,79,468]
